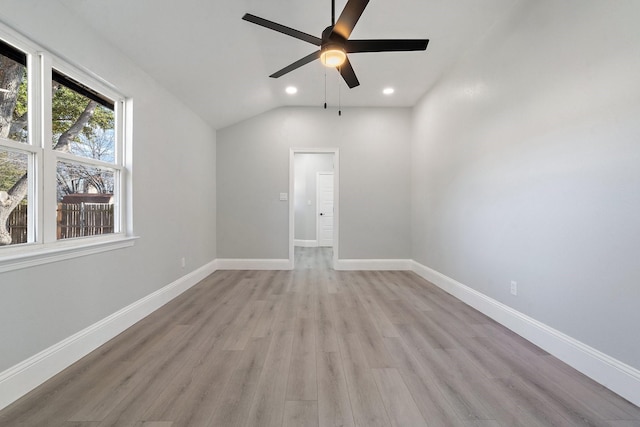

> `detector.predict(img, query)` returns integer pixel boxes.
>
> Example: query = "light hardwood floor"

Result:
[2,247,639,426]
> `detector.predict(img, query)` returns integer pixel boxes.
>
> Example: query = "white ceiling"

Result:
[58,0,518,129]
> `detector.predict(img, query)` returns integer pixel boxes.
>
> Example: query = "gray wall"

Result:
[294,153,334,243]
[0,4,217,370]
[411,0,640,369]
[217,107,411,260]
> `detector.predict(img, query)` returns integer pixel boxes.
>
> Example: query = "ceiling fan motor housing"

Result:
[322,26,345,44]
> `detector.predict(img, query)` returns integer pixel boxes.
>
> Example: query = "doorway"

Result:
[289,149,339,269]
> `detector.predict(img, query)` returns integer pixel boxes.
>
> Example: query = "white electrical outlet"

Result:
[510,280,518,296]
[181,257,186,268]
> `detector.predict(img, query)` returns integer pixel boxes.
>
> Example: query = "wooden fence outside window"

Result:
[6,204,27,244]
[5,203,114,244]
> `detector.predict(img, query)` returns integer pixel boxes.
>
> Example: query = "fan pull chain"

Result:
[324,69,327,109]
[338,67,342,117]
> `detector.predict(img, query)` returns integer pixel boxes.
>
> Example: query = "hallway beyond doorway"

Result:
[294,246,333,270]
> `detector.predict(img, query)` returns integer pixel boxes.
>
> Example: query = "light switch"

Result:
[307,200,312,206]
[279,193,288,201]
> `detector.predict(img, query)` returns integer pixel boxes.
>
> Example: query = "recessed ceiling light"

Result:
[285,86,298,95]
[383,87,395,95]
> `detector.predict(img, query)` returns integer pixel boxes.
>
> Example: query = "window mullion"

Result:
[27,52,41,244]
[40,53,57,244]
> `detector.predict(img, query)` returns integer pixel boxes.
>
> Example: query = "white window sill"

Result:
[0,235,139,273]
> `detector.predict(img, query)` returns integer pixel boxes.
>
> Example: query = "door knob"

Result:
[320,213,324,216]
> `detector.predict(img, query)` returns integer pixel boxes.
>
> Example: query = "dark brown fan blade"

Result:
[333,0,370,40]
[270,51,322,78]
[346,39,429,53]
[243,13,322,46]
[339,56,360,88]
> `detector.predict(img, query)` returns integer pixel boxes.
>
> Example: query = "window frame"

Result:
[0,24,135,273]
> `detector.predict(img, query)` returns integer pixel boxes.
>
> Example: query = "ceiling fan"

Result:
[242,0,429,88]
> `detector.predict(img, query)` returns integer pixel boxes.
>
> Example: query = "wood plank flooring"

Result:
[1,247,639,426]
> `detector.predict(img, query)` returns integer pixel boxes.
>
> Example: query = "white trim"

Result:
[0,21,41,55]
[294,239,318,247]
[290,148,339,270]
[410,260,640,407]
[55,151,120,170]
[216,258,292,270]
[123,98,134,236]
[335,259,412,271]
[0,259,218,411]
[0,236,138,273]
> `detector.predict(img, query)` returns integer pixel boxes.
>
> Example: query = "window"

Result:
[0,28,132,267]
[0,38,33,246]
[51,70,120,241]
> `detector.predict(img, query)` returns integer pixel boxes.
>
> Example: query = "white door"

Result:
[317,172,334,247]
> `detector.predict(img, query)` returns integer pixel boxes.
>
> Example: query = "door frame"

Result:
[289,148,339,269]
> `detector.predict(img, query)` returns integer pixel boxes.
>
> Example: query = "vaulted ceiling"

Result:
[58,0,519,129]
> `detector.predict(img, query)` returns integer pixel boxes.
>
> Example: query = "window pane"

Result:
[52,73,115,162]
[56,161,115,240]
[0,149,28,245]
[0,42,28,143]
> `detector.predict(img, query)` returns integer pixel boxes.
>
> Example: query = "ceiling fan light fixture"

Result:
[320,45,346,68]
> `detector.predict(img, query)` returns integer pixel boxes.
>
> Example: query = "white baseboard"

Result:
[4,257,637,411]
[0,259,218,411]
[410,260,640,407]
[335,259,412,271]
[216,258,293,270]
[294,239,318,247]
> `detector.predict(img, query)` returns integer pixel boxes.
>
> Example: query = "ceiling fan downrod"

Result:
[331,0,335,26]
